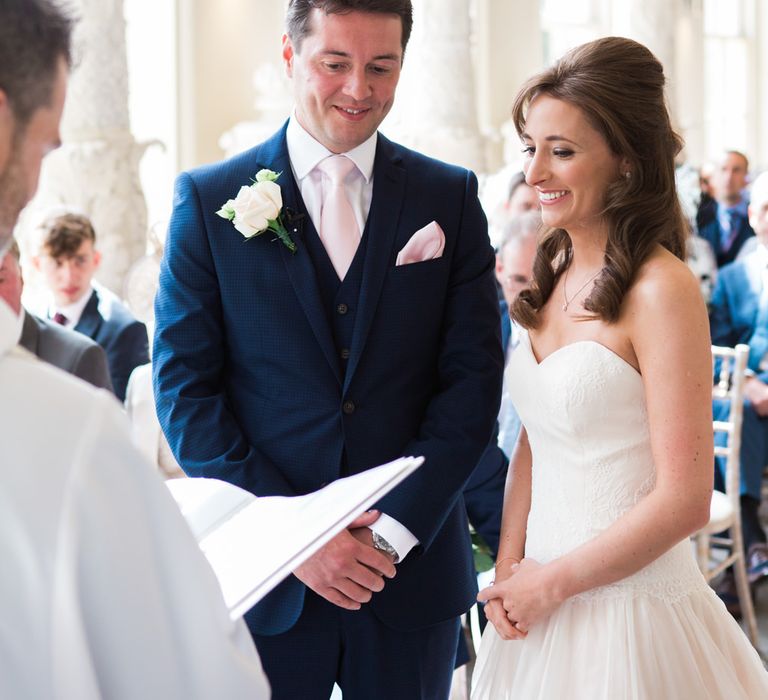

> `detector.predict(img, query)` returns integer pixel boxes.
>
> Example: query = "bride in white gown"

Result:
[471,37,768,699]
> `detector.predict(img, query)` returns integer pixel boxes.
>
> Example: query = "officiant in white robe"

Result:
[0,0,267,694]
[0,298,270,699]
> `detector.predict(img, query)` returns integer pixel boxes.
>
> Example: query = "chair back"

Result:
[711,344,749,507]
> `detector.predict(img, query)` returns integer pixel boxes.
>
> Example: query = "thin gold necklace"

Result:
[562,266,602,312]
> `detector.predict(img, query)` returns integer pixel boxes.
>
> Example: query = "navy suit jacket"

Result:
[74,287,149,401]
[697,198,755,268]
[153,125,504,635]
[710,250,768,381]
[463,299,512,556]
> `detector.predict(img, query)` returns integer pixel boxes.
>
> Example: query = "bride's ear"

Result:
[619,156,632,180]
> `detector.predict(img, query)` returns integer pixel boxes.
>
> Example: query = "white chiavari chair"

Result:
[693,343,759,646]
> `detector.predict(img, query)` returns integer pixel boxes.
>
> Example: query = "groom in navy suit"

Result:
[153,1,503,698]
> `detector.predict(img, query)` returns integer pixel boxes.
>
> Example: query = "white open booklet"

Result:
[166,456,424,619]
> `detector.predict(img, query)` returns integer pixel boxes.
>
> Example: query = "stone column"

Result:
[383,0,486,173]
[609,0,706,162]
[475,0,543,172]
[23,0,148,296]
[753,0,768,171]
[609,0,680,86]
[673,0,706,166]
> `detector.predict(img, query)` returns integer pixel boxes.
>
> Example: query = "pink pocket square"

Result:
[395,221,446,266]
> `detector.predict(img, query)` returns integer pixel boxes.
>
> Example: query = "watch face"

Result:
[372,532,399,563]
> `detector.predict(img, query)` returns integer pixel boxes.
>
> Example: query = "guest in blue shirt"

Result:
[697,150,755,268]
[710,170,768,606]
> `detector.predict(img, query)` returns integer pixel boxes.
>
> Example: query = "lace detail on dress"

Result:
[508,336,709,604]
[573,540,708,603]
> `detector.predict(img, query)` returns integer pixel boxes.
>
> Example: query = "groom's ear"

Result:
[282,34,295,78]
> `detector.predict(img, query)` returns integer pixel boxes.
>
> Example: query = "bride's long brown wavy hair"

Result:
[510,37,688,328]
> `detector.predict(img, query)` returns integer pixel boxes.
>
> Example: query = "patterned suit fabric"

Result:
[153,123,504,638]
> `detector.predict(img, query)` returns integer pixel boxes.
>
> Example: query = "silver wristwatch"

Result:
[371,531,400,563]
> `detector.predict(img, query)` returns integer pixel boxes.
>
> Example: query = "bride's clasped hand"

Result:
[480,558,561,639]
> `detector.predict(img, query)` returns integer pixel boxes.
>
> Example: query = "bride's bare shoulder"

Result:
[625,244,702,313]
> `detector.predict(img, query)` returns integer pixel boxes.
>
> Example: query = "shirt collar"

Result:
[286,114,377,183]
[717,198,749,220]
[49,284,93,327]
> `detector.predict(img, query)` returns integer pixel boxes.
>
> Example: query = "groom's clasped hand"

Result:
[293,509,397,611]
[479,557,562,640]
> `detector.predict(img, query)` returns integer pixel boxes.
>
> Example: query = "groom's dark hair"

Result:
[286,0,413,56]
[0,0,74,127]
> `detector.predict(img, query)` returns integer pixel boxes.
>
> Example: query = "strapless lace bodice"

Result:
[473,331,768,700]
[506,331,704,602]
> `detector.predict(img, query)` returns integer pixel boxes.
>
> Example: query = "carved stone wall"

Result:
[19,0,148,297]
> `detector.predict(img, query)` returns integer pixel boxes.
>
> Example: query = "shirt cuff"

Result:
[369,513,419,563]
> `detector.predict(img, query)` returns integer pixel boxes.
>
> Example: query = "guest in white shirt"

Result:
[31,208,149,400]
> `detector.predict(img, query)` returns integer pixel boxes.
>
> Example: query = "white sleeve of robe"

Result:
[48,391,271,700]
[0,296,268,700]
[52,395,269,700]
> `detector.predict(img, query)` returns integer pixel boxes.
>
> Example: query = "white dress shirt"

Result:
[285,116,419,562]
[286,115,376,237]
[48,283,93,328]
[0,299,269,699]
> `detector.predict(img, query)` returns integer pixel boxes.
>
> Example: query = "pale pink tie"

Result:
[317,155,360,280]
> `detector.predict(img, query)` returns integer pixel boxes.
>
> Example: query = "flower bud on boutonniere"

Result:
[216,169,297,252]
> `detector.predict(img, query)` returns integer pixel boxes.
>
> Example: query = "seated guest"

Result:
[466,211,540,530]
[488,170,540,249]
[503,171,540,218]
[710,170,768,596]
[494,211,540,455]
[0,239,112,390]
[457,211,540,664]
[32,210,148,400]
[697,150,755,268]
[466,211,539,548]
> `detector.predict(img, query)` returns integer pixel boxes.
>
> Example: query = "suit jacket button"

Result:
[342,400,356,414]
[336,303,349,315]
[340,348,350,360]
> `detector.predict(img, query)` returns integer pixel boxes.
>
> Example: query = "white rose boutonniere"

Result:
[216,169,297,252]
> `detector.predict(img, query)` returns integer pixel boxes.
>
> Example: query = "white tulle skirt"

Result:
[471,586,768,700]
